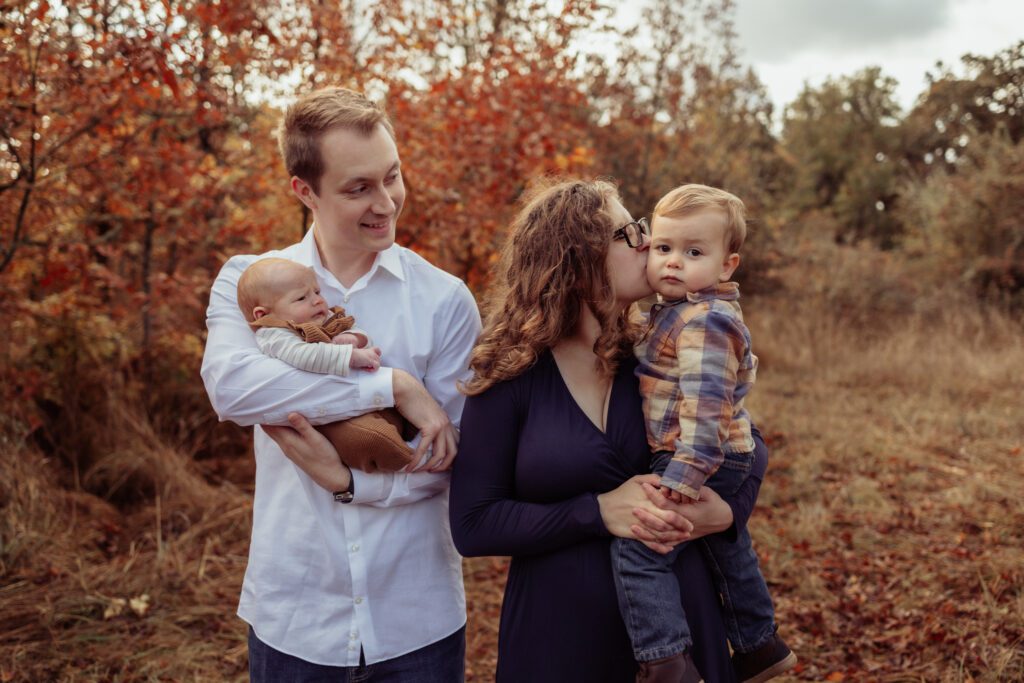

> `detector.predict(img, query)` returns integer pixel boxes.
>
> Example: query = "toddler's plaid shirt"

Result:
[634,282,757,499]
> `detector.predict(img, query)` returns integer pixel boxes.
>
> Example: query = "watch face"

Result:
[333,490,354,503]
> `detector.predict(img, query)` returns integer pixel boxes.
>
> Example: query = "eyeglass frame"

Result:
[612,216,650,249]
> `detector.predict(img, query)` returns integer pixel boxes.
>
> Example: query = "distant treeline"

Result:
[1,1,1021,459]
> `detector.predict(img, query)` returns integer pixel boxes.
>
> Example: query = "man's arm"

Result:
[202,255,392,426]
[660,310,745,499]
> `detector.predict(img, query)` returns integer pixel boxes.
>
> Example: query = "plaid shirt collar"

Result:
[655,281,740,310]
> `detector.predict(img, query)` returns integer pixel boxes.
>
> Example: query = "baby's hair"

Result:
[237,258,313,322]
[653,184,747,253]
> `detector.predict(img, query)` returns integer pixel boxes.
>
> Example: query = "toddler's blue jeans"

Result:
[611,450,776,662]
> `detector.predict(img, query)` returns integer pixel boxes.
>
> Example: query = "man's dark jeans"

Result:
[248,625,466,683]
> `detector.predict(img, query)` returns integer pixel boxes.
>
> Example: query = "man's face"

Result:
[293,124,406,265]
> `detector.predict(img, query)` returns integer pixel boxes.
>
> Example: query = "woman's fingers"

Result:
[633,508,693,538]
[640,482,672,509]
[630,524,685,554]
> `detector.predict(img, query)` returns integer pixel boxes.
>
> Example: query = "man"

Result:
[201,87,481,681]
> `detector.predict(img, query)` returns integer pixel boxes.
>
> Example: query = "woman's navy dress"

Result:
[450,352,767,682]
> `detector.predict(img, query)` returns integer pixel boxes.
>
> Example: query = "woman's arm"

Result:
[450,381,692,557]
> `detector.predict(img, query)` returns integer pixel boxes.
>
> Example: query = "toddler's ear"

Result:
[252,306,268,320]
[720,253,740,281]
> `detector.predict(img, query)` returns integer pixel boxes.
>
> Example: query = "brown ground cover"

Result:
[1,243,1021,681]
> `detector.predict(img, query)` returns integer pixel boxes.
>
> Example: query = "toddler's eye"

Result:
[686,248,702,257]
[656,245,671,253]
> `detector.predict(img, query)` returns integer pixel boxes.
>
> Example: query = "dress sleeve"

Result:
[450,378,609,558]
[719,424,769,542]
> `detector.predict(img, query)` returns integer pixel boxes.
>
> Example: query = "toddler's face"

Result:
[646,209,738,300]
[264,267,329,324]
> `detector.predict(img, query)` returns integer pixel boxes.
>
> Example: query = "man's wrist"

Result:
[332,466,355,503]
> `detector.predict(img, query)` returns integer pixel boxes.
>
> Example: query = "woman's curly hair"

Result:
[462,177,641,396]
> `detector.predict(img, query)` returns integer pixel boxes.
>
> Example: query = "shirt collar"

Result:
[653,281,740,310]
[685,281,739,304]
[298,226,407,286]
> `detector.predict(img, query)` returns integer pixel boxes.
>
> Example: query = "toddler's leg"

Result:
[702,451,776,653]
[610,537,690,663]
[700,526,776,653]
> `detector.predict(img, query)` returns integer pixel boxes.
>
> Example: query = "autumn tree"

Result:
[903,41,1024,175]
[781,67,903,246]
[374,0,609,287]
[898,43,1024,303]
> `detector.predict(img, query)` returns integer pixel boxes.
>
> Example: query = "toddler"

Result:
[612,185,796,683]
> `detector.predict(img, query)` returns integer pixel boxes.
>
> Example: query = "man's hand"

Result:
[392,369,458,472]
[262,413,352,494]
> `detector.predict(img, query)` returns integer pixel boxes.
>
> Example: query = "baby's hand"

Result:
[350,346,382,371]
[333,332,361,346]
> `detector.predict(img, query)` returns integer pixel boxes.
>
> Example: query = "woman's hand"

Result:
[631,483,734,544]
[262,413,352,494]
[597,474,695,554]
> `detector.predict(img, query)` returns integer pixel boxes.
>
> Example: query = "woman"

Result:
[449,178,768,682]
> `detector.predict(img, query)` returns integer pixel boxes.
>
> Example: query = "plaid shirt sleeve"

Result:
[660,309,747,499]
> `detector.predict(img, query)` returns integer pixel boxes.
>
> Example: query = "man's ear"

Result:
[252,306,269,320]
[720,253,740,281]
[290,176,318,211]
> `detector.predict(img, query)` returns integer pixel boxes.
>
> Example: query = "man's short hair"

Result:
[653,184,747,253]
[277,87,395,194]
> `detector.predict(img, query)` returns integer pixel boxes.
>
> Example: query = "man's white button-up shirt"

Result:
[201,229,481,665]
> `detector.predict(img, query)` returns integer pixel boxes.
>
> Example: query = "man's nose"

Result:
[372,188,396,215]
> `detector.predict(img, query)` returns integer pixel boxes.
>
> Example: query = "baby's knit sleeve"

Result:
[255,327,353,376]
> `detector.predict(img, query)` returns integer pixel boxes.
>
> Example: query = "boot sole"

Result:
[741,651,798,683]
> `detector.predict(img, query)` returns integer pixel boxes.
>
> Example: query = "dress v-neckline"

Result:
[549,351,615,436]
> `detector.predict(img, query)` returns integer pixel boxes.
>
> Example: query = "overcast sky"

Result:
[731,0,1024,115]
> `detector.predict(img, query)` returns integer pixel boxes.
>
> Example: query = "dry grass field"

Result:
[1,241,1022,681]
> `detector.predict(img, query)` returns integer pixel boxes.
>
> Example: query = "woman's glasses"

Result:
[612,217,650,249]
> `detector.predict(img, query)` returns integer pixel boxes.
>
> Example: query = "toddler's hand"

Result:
[659,485,686,504]
[350,346,382,371]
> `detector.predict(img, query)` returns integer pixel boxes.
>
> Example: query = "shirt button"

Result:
[350,630,359,639]
[348,645,358,652]
[350,544,360,552]
[316,407,326,416]
[354,597,363,605]
[343,294,350,303]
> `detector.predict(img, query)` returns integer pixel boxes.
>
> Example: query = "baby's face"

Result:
[646,209,738,300]
[265,267,329,324]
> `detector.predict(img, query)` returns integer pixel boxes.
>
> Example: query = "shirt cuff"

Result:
[362,366,394,411]
[349,468,386,505]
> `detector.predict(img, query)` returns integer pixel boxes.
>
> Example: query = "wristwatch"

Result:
[333,477,355,504]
